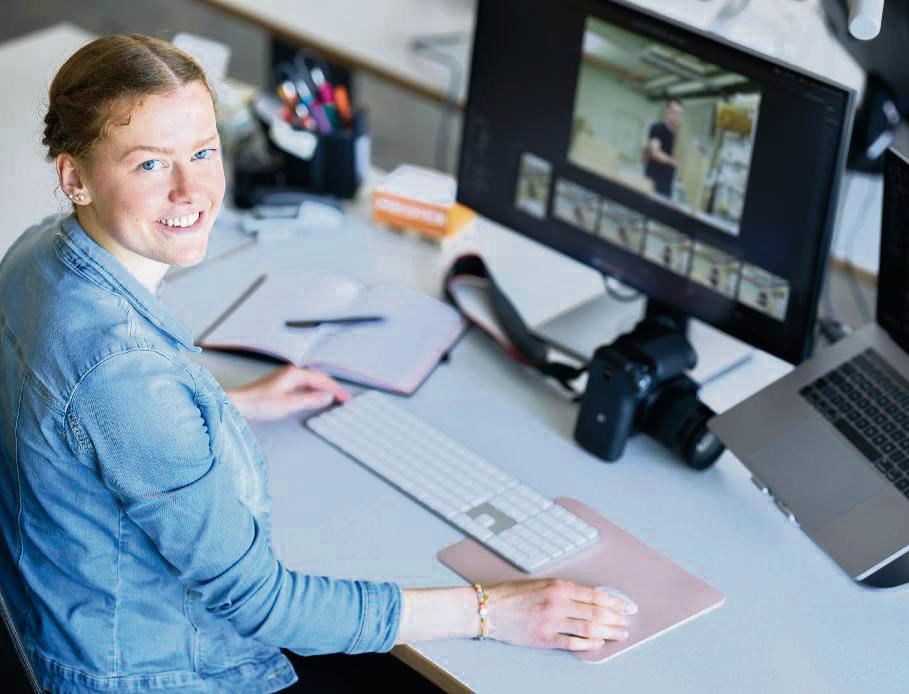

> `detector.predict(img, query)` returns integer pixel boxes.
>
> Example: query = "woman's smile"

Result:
[154,209,205,234]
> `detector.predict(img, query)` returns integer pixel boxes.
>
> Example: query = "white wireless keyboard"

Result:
[307,391,599,573]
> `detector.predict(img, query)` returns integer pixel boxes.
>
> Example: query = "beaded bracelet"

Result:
[473,583,490,640]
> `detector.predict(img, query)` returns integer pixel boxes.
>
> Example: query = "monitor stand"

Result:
[532,291,754,386]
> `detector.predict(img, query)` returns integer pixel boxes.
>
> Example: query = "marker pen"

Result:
[293,77,316,107]
[333,85,353,127]
[309,103,333,134]
[276,81,301,127]
[309,65,335,105]
[293,102,319,132]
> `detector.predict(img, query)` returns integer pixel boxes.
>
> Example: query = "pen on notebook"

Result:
[285,316,385,329]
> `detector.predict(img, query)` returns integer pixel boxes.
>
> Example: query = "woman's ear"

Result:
[56,153,91,205]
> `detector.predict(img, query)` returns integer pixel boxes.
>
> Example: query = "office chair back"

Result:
[0,584,42,693]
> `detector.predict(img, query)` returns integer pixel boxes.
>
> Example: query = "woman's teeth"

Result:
[158,211,200,228]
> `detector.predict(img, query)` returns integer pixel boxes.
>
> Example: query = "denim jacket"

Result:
[0,214,401,692]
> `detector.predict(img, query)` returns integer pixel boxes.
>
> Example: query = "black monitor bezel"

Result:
[878,147,909,353]
[456,0,856,365]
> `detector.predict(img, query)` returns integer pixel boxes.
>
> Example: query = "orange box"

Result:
[372,165,476,241]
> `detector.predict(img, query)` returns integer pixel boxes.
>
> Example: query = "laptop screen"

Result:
[878,149,909,353]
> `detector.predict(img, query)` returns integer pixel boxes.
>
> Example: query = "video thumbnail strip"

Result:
[553,180,600,233]
[600,199,646,253]
[690,241,741,298]
[738,263,790,321]
[515,153,552,220]
[513,157,791,321]
[643,222,692,276]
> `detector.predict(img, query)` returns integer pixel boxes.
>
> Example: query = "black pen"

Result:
[285,316,385,329]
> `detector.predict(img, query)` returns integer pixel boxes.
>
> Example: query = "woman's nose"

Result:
[169,165,203,205]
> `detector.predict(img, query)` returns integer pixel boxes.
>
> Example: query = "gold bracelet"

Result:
[473,583,490,640]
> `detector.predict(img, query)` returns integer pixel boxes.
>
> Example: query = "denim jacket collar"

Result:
[57,214,200,353]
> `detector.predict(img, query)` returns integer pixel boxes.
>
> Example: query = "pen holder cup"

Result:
[271,108,369,199]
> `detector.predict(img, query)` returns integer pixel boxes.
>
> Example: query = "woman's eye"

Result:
[140,159,163,172]
[193,148,215,160]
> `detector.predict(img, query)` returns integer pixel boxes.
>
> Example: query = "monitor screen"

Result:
[457,0,855,364]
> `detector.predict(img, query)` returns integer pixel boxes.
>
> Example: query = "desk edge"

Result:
[391,644,475,694]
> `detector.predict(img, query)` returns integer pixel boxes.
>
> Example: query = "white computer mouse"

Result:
[297,200,345,233]
[594,585,639,615]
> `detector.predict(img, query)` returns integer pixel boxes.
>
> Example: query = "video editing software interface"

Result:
[457,0,854,364]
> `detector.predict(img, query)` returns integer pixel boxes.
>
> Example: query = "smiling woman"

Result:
[46,38,225,289]
[0,34,634,694]
[61,82,221,283]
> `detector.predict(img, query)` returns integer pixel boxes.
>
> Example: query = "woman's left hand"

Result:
[226,365,351,420]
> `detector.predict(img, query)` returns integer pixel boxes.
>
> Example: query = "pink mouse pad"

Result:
[437,497,725,663]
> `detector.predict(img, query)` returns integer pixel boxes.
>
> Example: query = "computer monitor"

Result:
[457,0,855,365]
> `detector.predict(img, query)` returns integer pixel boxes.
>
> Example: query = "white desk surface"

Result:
[167,199,908,694]
[5,24,907,694]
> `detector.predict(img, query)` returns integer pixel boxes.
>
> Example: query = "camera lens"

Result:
[682,414,725,470]
[642,378,725,470]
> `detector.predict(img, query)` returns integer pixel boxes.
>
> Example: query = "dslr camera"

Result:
[574,313,724,470]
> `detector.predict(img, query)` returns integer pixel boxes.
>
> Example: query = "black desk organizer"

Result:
[234,107,369,208]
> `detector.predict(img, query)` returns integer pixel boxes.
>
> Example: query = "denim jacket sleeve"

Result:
[66,347,401,656]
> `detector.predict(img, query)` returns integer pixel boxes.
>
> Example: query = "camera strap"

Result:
[443,254,587,396]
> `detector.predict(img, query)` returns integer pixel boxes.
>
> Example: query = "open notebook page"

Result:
[202,270,465,394]
[203,271,364,365]
[306,285,465,393]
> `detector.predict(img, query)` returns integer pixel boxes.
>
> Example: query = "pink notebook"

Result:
[438,497,724,663]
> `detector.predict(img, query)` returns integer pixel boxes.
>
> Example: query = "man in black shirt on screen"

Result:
[644,98,683,198]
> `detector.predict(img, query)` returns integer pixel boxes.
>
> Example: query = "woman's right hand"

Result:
[485,578,634,651]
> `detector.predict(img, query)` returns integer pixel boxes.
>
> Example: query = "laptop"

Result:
[709,148,909,588]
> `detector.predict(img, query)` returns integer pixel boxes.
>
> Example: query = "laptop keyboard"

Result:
[800,349,909,498]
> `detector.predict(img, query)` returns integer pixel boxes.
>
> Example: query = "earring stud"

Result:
[68,192,86,203]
